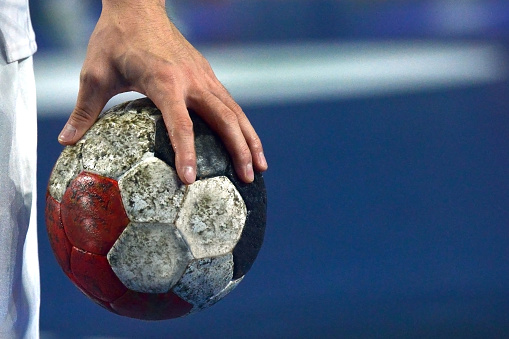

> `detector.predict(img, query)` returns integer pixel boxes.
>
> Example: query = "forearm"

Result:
[101,0,168,25]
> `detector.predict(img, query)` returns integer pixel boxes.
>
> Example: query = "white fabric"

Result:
[0,54,40,339]
[0,0,37,63]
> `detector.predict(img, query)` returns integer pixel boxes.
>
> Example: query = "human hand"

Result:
[58,0,267,184]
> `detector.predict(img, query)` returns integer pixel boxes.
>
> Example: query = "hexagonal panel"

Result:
[118,157,186,223]
[60,172,130,255]
[47,142,83,202]
[81,110,155,179]
[175,176,247,259]
[107,222,193,293]
[172,253,233,309]
[190,276,244,314]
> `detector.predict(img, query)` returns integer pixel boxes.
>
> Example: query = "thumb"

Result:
[58,79,111,145]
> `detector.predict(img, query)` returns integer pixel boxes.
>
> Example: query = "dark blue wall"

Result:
[38,82,509,338]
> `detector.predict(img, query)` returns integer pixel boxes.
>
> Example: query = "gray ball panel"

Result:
[118,157,186,223]
[81,111,155,179]
[175,176,247,259]
[172,253,233,310]
[47,142,84,202]
[107,222,193,294]
[189,276,244,314]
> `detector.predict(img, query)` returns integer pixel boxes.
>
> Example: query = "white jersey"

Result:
[0,1,40,338]
[0,0,37,62]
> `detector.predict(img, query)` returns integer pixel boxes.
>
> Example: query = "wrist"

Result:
[102,0,166,14]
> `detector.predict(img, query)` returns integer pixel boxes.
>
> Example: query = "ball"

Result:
[45,98,267,320]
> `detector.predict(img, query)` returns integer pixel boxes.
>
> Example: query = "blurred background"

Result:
[33,1,509,338]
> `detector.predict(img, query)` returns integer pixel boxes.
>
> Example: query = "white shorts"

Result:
[0,54,40,339]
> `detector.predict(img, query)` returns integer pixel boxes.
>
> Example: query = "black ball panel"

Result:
[228,168,267,279]
[154,111,229,179]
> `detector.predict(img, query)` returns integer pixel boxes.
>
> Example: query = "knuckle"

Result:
[174,116,194,132]
[220,111,239,127]
[169,115,194,138]
[249,134,263,151]
[71,106,95,124]
[157,68,179,85]
[237,145,252,163]
[154,60,183,84]
[80,67,103,88]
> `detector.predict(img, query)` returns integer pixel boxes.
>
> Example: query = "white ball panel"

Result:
[118,157,185,223]
[107,222,193,293]
[172,253,233,309]
[48,142,84,202]
[81,111,155,179]
[176,176,247,258]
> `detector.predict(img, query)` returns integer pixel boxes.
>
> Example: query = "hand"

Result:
[58,0,267,184]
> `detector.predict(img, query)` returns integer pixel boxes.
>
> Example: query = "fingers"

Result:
[58,69,112,145]
[237,113,268,172]
[192,91,267,183]
[153,97,197,185]
[215,89,268,172]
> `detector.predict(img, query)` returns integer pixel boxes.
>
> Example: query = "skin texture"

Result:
[58,0,267,184]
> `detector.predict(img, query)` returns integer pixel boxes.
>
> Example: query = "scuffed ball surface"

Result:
[176,176,247,259]
[108,222,192,293]
[81,111,155,179]
[119,157,185,223]
[45,98,267,320]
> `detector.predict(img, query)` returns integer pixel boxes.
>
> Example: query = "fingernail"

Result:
[183,166,195,184]
[245,163,254,182]
[58,124,77,143]
[257,152,267,169]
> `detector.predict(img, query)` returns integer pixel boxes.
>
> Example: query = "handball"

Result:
[45,98,267,320]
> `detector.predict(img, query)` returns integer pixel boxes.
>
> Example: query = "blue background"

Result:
[33,1,509,337]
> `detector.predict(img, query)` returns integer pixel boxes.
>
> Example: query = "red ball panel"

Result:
[111,290,193,320]
[70,247,128,303]
[65,270,117,314]
[45,193,72,275]
[61,172,130,255]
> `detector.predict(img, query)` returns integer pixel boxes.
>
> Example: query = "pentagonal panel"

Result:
[110,289,192,320]
[172,253,233,309]
[155,111,229,179]
[47,142,83,202]
[107,222,193,293]
[118,157,185,223]
[81,110,155,179]
[70,247,128,302]
[176,176,247,259]
[60,172,130,255]
[191,111,230,178]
